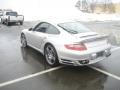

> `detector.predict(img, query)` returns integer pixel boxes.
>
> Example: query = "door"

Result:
[27,22,49,49]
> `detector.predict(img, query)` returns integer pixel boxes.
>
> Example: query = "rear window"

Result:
[58,22,91,34]
[6,12,17,16]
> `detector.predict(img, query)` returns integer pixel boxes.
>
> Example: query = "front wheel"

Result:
[21,34,27,48]
[44,44,59,67]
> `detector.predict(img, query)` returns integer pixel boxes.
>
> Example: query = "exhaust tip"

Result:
[79,60,89,64]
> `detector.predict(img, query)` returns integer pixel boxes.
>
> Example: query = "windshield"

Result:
[58,22,91,34]
[6,12,18,16]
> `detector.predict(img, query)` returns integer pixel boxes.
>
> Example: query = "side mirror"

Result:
[29,28,33,31]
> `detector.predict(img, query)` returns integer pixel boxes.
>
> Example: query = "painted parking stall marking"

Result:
[0,66,64,88]
[89,46,120,81]
[89,66,120,80]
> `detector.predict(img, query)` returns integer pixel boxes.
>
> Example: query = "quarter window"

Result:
[46,24,60,34]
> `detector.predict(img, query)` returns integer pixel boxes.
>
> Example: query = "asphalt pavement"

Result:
[0,21,120,90]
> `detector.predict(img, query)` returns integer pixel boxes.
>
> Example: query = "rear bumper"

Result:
[59,55,110,66]
[58,46,111,66]
[8,20,23,23]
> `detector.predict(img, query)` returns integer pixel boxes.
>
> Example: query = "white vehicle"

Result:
[1,11,24,26]
[0,11,2,23]
[21,19,111,66]
[0,11,3,17]
[0,18,1,24]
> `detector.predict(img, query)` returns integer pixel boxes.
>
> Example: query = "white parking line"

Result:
[0,66,64,88]
[89,66,120,80]
[88,46,120,81]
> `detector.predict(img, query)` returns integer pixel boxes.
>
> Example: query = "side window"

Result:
[3,12,5,15]
[34,22,49,33]
[46,24,60,34]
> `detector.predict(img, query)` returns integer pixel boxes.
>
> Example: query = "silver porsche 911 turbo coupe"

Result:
[21,19,111,66]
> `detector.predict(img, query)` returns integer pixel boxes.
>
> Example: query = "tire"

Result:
[44,44,59,67]
[6,21,10,26]
[21,34,27,48]
[1,19,4,24]
[20,22,23,25]
[0,18,2,24]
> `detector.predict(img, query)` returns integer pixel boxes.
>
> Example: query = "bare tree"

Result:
[75,0,89,12]
[90,0,96,13]
[82,0,88,12]
[102,0,115,13]
[108,0,115,13]
[75,0,81,10]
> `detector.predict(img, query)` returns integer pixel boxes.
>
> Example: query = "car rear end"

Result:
[58,35,111,66]
[57,22,111,66]
[6,11,24,23]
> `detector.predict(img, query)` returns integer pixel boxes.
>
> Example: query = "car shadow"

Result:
[20,46,53,70]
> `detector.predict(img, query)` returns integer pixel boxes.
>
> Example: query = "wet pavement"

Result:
[91,48,120,77]
[0,67,120,90]
[0,21,120,90]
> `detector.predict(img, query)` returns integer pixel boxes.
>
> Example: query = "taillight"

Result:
[64,43,87,51]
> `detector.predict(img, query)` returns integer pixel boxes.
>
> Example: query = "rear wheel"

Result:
[21,34,27,48]
[20,22,23,25]
[6,20,10,26]
[44,44,59,67]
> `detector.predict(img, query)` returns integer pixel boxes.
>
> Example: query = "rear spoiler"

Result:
[79,34,108,43]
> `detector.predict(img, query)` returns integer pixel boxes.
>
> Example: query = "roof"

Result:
[39,18,77,25]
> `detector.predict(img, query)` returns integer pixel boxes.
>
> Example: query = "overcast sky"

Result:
[0,0,79,20]
[0,0,119,20]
